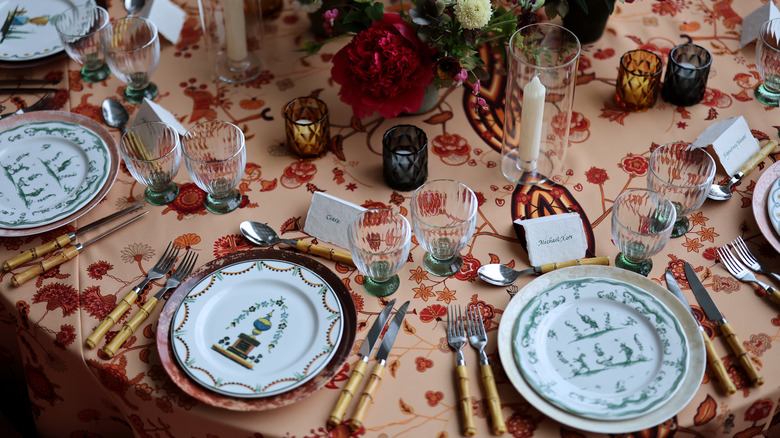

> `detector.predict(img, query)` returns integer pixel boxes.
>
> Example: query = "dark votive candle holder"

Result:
[661,43,712,107]
[615,49,663,112]
[284,97,330,159]
[382,125,428,191]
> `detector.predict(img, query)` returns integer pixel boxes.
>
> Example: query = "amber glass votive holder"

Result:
[284,97,330,159]
[615,49,663,112]
[661,43,712,107]
[383,125,428,191]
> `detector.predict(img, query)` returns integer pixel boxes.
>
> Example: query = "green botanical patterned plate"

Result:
[0,118,112,229]
[171,256,346,398]
[512,276,689,420]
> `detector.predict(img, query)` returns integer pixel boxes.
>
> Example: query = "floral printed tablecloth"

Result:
[1,0,780,437]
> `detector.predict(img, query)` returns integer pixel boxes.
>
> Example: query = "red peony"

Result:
[331,14,434,119]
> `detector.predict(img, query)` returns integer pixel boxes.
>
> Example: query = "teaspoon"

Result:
[477,256,610,287]
[239,220,354,266]
[708,140,778,201]
[124,0,147,16]
[101,98,130,134]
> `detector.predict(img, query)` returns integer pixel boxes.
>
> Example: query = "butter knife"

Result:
[684,262,763,387]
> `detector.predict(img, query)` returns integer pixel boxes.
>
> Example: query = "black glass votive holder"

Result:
[661,43,712,107]
[382,125,428,191]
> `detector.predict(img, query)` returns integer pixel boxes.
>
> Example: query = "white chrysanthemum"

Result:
[453,0,492,30]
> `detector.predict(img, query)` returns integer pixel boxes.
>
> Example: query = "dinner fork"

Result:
[730,236,780,285]
[103,250,198,358]
[466,306,506,436]
[86,242,180,348]
[717,246,780,305]
[0,92,56,119]
[447,305,476,437]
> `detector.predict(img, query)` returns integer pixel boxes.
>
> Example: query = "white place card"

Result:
[146,0,187,44]
[514,213,587,266]
[692,116,759,176]
[132,98,188,135]
[740,2,780,49]
[303,192,366,250]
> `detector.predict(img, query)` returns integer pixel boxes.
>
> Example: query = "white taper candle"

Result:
[517,75,546,166]
[223,0,248,63]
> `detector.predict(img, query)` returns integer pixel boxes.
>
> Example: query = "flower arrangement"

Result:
[302,0,525,119]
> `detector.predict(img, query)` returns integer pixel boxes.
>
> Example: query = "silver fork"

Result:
[104,250,199,357]
[447,305,476,436]
[0,92,56,119]
[86,241,181,348]
[717,246,780,305]
[465,306,506,435]
[730,236,780,284]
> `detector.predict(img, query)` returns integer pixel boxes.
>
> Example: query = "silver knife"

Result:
[327,299,397,427]
[684,262,763,387]
[665,270,736,395]
[346,300,410,432]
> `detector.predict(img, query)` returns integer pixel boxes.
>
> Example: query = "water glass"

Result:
[661,43,712,107]
[347,209,412,297]
[100,17,160,104]
[648,142,716,238]
[612,189,677,276]
[182,120,246,214]
[615,49,663,112]
[756,18,780,107]
[410,179,478,277]
[383,125,428,191]
[120,122,181,205]
[52,4,111,83]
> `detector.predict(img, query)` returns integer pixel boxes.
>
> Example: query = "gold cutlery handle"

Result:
[103,297,159,358]
[456,364,476,437]
[720,322,763,387]
[739,140,778,175]
[3,233,73,271]
[295,240,354,266]
[480,364,506,435]
[539,256,610,273]
[11,246,80,287]
[347,361,386,432]
[328,359,368,427]
[701,329,736,395]
[85,290,140,349]
[767,289,780,306]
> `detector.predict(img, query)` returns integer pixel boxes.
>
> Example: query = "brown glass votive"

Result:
[383,125,428,191]
[615,49,664,112]
[284,97,330,159]
[661,43,712,107]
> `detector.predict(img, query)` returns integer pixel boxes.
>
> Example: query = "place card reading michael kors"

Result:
[514,213,587,266]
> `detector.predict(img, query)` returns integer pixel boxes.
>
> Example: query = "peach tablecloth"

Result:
[2,0,780,437]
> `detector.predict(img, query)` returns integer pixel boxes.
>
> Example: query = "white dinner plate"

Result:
[513,277,688,420]
[498,266,705,433]
[170,257,346,398]
[767,175,780,237]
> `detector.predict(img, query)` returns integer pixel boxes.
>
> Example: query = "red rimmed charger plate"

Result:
[156,249,357,411]
[752,160,780,254]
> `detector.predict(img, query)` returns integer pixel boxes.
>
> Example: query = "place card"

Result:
[146,0,187,44]
[303,192,366,250]
[692,116,759,176]
[514,213,587,266]
[132,98,188,135]
[740,2,780,49]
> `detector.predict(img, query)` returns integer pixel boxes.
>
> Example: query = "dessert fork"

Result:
[0,92,56,119]
[717,246,780,305]
[466,306,506,435]
[447,305,475,437]
[730,237,780,285]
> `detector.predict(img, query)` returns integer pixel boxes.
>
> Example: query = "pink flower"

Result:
[331,14,434,119]
[474,97,487,110]
[472,80,481,95]
[323,9,338,34]
[455,69,468,86]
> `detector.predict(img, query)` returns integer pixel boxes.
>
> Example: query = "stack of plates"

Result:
[156,249,357,411]
[752,161,780,254]
[498,266,705,433]
[0,111,119,237]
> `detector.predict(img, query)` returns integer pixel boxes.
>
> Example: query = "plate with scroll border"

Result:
[753,161,780,253]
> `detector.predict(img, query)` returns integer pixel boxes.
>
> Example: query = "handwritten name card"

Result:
[692,116,759,176]
[303,192,366,250]
[514,213,587,266]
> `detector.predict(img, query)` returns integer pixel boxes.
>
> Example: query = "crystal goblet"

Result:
[52,4,111,83]
[99,17,160,104]
[756,18,780,107]
[648,142,715,237]
[120,122,181,205]
[347,209,412,297]
[410,179,478,277]
[612,189,677,276]
[182,120,246,214]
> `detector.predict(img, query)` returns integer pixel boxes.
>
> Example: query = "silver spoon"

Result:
[239,220,354,266]
[477,256,610,287]
[101,98,129,134]
[124,0,147,16]
[708,140,778,201]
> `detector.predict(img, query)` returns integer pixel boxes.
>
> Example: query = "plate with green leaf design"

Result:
[512,274,689,420]
[169,251,352,399]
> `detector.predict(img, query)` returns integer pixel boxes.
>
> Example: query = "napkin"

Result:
[514,213,587,266]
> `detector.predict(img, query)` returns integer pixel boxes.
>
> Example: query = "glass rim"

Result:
[612,189,677,236]
[100,17,159,53]
[347,208,412,257]
[509,23,582,71]
[410,179,478,227]
[648,142,716,189]
[52,4,109,38]
[383,124,428,154]
[119,121,181,163]
[759,18,780,54]
[620,49,664,77]
[181,119,246,164]
[668,43,712,70]
[284,96,328,124]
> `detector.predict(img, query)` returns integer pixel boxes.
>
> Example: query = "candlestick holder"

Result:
[198,0,264,83]
[502,24,581,186]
